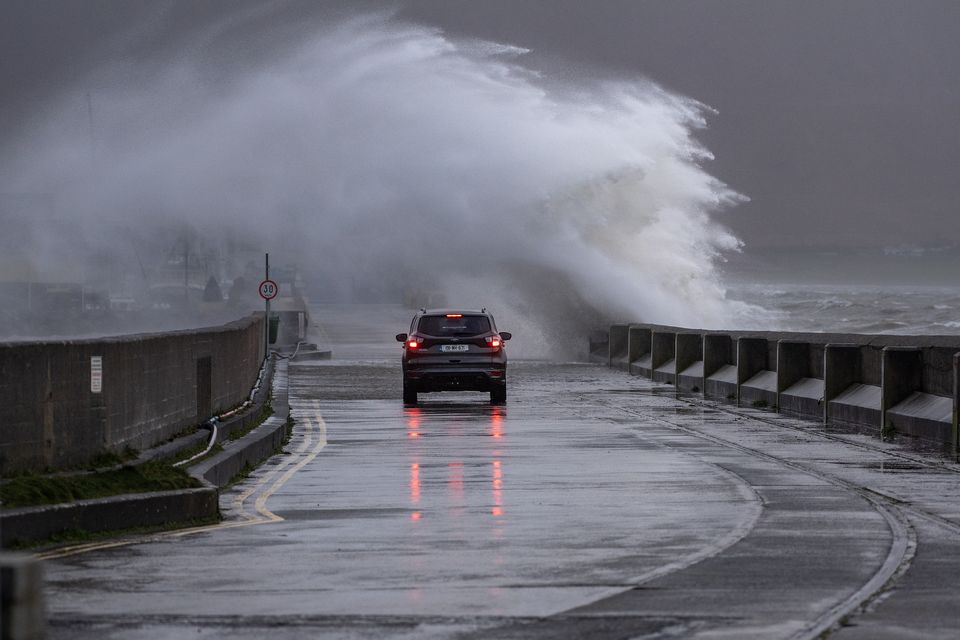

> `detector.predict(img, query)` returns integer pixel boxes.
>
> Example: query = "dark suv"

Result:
[396,309,512,405]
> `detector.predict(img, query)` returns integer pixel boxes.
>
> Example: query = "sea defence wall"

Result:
[599,323,960,452]
[0,315,264,474]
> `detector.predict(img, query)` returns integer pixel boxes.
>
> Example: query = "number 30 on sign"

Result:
[259,279,278,300]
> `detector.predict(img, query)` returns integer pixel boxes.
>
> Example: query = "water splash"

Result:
[3,11,764,354]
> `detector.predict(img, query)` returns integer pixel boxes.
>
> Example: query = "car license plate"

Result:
[441,344,470,352]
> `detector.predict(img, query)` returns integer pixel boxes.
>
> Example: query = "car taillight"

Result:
[485,335,502,349]
[407,336,423,349]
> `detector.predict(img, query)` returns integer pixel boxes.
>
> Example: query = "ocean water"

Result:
[727,283,960,336]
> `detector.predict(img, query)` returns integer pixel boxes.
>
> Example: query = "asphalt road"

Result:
[42,305,960,639]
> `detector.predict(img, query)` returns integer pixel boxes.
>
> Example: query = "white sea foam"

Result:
[2,12,763,354]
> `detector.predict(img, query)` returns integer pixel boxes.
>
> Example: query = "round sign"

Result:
[258,279,279,300]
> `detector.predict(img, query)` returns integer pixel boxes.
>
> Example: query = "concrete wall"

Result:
[605,322,960,452]
[0,315,264,474]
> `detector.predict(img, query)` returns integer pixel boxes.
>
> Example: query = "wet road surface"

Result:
[42,305,960,639]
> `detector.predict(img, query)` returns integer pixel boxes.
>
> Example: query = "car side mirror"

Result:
[395,333,408,342]
[500,332,512,341]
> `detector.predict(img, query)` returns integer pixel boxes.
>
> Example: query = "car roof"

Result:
[419,308,489,316]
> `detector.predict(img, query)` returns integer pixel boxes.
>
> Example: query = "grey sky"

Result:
[3,0,959,252]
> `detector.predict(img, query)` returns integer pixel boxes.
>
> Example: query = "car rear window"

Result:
[418,315,491,337]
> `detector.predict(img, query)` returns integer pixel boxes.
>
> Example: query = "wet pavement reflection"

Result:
[40,305,960,639]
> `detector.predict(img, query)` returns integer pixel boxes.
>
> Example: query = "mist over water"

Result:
[3,11,763,355]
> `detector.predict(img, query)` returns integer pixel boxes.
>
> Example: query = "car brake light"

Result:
[446,314,462,318]
[407,335,424,349]
[485,335,502,349]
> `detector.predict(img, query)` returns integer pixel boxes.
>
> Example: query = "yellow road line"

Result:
[232,410,313,521]
[255,400,327,520]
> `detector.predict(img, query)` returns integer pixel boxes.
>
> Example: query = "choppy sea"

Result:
[727,284,960,336]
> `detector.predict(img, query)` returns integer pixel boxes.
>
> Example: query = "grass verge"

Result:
[0,460,201,509]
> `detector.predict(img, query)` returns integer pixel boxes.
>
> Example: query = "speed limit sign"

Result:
[258,279,279,300]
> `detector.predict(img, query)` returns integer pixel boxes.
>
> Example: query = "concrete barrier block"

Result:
[738,338,776,407]
[704,334,736,401]
[675,333,704,393]
[777,341,824,419]
[954,353,960,454]
[886,392,953,446]
[737,338,768,385]
[830,383,882,432]
[703,335,733,378]
[1,553,45,640]
[627,326,652,376]
[608,325,629,370]
[740,370,777,408]
[882,347,923,413]
[651,331,677,383]
[824,344,880,430]
[882,347,953,446]
[825,344,861,403]
[779,378,824,419]
[777,341,810,393]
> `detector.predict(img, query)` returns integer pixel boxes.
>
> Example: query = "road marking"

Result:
[255,401,327,520]
[37,399,327,561]
[232,412,313,521]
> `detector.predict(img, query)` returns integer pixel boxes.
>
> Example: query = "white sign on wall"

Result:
[90,356,103,393]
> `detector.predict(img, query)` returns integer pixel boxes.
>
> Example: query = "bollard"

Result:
[1,553,46,640]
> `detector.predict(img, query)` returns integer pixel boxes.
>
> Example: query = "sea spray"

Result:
[2,11,765,355]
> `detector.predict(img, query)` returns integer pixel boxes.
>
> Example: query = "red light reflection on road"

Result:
[405,407,422,439]
[410,462,421,504]
[448,462,464,499]
[490,406,504,439]
[492,460,503,517]
[411,511,422,521]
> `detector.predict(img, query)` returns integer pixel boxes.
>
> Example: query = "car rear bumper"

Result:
[403,365,506,392]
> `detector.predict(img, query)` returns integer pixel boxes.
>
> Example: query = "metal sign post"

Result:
[264,253,269,360]
[259,254,279,361]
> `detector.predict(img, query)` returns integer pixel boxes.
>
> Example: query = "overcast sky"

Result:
[3,0,959,252]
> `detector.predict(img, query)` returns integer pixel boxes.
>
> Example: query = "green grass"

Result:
[0,460,201,509]
[88,446,139,469]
